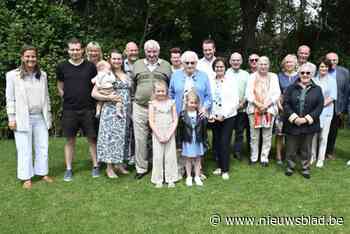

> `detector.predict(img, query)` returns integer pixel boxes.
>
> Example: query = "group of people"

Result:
[6,38,350,189]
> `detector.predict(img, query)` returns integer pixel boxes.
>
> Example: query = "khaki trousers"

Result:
[133,103,150,173]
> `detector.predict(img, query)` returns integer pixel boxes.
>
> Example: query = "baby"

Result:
[92,60,123,118]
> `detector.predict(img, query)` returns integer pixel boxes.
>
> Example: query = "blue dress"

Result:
[181,111,205,157]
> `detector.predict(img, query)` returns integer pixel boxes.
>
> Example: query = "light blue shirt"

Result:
[313,74,337,126]
[169,69,212,115]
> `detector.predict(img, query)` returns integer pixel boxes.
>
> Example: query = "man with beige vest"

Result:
[132,40,172,179]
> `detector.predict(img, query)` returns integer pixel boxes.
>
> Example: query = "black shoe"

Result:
[261,162,269,167]
[234,152,242,161]
[135,172,147,180]
[301,173,311,179]
[285,171,293,176]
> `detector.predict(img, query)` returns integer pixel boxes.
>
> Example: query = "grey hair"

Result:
[144,40,160,51]
[181,51,199,63]
[299,63,313,72]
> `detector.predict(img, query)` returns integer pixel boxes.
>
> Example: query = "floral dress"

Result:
[97,77,131,163]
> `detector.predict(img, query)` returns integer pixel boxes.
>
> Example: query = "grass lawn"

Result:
[1,130,350,234]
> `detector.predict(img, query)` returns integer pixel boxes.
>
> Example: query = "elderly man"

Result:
[197,39,216,80]
[248,53,259,73]
[170,47,182,72]
[132,40,172,179]
[297,45,316,77]
[124,41,139,77]
[225,52,250,160]
[324,52,350,160]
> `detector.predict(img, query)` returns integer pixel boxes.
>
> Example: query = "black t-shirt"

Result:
[56,60,97,110]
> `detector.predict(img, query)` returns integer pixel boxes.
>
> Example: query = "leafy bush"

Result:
[0,0,86,137]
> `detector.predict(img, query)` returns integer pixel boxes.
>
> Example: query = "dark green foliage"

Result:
[0,0,83,135]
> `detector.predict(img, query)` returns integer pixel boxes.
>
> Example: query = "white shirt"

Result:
[209,75,239,119]
[197,57,216,81]
[225,68,250,102]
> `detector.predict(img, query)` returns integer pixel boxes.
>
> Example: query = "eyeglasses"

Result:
[300,71,311,75]
[249,58,258,62]
[184,61,196,65]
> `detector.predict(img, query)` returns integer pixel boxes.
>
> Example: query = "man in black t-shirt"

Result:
[56,38,99,181]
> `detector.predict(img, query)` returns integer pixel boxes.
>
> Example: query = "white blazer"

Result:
[6,69,52,131]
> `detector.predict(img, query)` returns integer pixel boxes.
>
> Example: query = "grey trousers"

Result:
[285,134,313,174]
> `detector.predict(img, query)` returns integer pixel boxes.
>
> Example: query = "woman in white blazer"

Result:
[6,45,53,189]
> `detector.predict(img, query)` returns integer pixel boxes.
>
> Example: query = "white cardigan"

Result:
[245,72,281,116]
[6,68,52,131]
[209,75,239,119]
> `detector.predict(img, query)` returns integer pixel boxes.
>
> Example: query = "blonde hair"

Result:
[281,54,297,72]
[151,80,169,100]
[185,90,200,111]
[86,41,103,62]
[96,60,111,71]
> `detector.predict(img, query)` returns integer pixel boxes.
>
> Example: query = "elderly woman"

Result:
[283,64,324,178]
[169,51,212,179]
[6,45,53,189]
[92,50,131,178]
[169,51,212,116]
[86,41,103,65]
[275,54,299,165]
[245,56,281,166]
[209,57,239,180]
[311,57,337,168]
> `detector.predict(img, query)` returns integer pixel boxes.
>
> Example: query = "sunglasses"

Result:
[249,58,258,62]
[184,61,196,65]
[300,71,311,75]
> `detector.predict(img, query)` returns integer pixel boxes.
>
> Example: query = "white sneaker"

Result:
[347,160,350,166]
[316,160,324,168]
[213,168,222,175]
[200,173,207,180]
[222,172,230,180]
[155,183,163,188]
[194,176,203,186]
[185,177,193,187]
[168,182,175,188]
[309,158,315,165]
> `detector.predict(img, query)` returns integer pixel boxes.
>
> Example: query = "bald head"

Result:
[326,52,339,69]
[125,41,139,63]
[229,52,243,70]
[297,45,311,65]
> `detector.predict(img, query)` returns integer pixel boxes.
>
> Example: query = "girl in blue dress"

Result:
[180,90,207,186]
